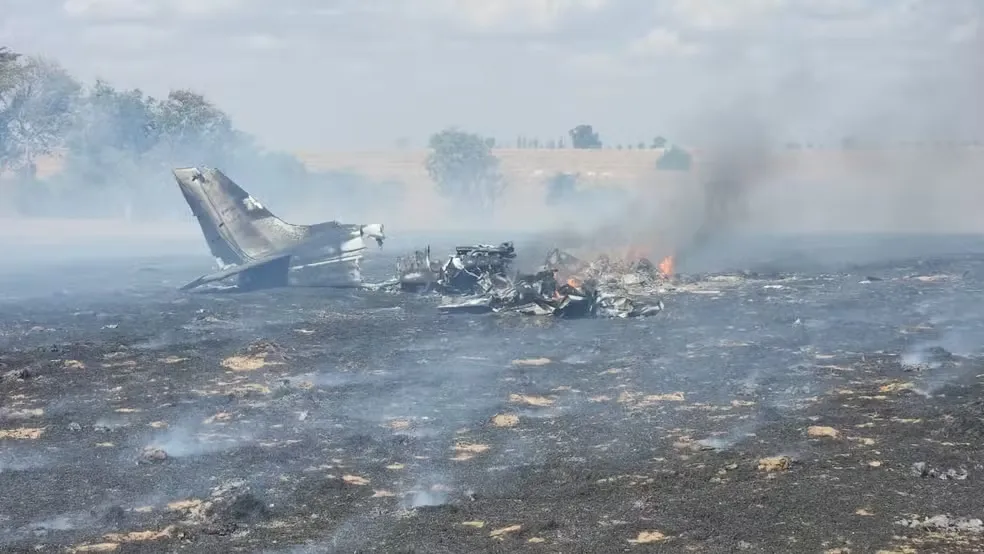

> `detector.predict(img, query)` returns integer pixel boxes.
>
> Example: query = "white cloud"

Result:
[169,0,243,17]
[78,22,177,49]
[407,0,611,33]
[669,0,787,31]
[62,0,159,20]
[240,34,286,51]
[949,19,979,43]
[2,0,979,148]
[628,28,701,58]
[62,0,244,20]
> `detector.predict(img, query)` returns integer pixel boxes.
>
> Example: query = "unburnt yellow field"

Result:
[25,146,984,193]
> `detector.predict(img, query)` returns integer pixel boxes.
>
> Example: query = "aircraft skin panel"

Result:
[199,169,280,261]
[208,169,309,249]
[178,180,245,266]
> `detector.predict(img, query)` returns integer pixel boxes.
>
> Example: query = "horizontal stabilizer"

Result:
[179,254,292,291]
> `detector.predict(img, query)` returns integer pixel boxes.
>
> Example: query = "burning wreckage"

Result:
[170,164,665,319]
[388,242,667,319]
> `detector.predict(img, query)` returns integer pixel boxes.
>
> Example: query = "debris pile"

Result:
[436,246,667,318]
[544,248,673,295]
[396,242,517,294]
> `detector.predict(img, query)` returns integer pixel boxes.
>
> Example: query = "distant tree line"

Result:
[424,118,984,213]
[486,122,984,153]
[423,124,695,210]
[0,46,399,219]
[508,125,671,151]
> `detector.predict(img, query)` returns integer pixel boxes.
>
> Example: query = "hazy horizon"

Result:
[4,1,981,151]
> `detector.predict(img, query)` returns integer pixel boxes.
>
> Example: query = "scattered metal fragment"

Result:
[896,514,984,533]
[911,462,969,480]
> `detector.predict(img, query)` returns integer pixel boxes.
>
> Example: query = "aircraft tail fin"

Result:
[209,169,302,233]
[173,167,309,264]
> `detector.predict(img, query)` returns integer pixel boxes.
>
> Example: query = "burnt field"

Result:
[3,236,984,553]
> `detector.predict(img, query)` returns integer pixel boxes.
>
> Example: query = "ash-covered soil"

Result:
[3,240,984,553]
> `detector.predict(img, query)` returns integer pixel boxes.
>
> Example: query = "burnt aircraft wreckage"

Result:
[172,166,666,318]
[173,167,385,291]
[394,242,518,294]
[392,243,666,319]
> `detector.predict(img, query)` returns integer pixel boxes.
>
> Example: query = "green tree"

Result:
[151,89,240,163]
[0,55,80,175]
[0,47,25,172]
[58,80,162,190]
[71,81,160,157]
[4,57,81,169]
[425,127,505,209]
[2,45,380,219]
[545,172,578,205]
[656,144,692,171]
[0,47,21,96]
[651,136,668,149]
[569,124,602,149]
[0,48,27,213]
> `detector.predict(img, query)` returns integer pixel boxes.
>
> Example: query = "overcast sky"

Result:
[2,0,981,150]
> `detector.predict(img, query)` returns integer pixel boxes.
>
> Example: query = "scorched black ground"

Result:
[1,236,984,553]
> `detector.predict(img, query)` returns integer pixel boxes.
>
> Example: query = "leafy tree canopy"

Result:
[425,128,505,210]
[569,124,602,149]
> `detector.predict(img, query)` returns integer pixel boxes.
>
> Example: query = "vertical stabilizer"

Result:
[173,167,307,263]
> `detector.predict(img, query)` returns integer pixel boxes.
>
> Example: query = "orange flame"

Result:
[567,277,583,289]
[658,255,674,277]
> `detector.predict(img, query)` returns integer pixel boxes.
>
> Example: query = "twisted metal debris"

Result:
[393,243,667,318]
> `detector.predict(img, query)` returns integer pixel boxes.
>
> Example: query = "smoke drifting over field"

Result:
[579,8,984,273]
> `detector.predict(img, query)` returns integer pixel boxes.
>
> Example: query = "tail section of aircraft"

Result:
[173,166,388,291]
[172,167,305,264]
[174,169,243,268]
[208,168,304,237]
